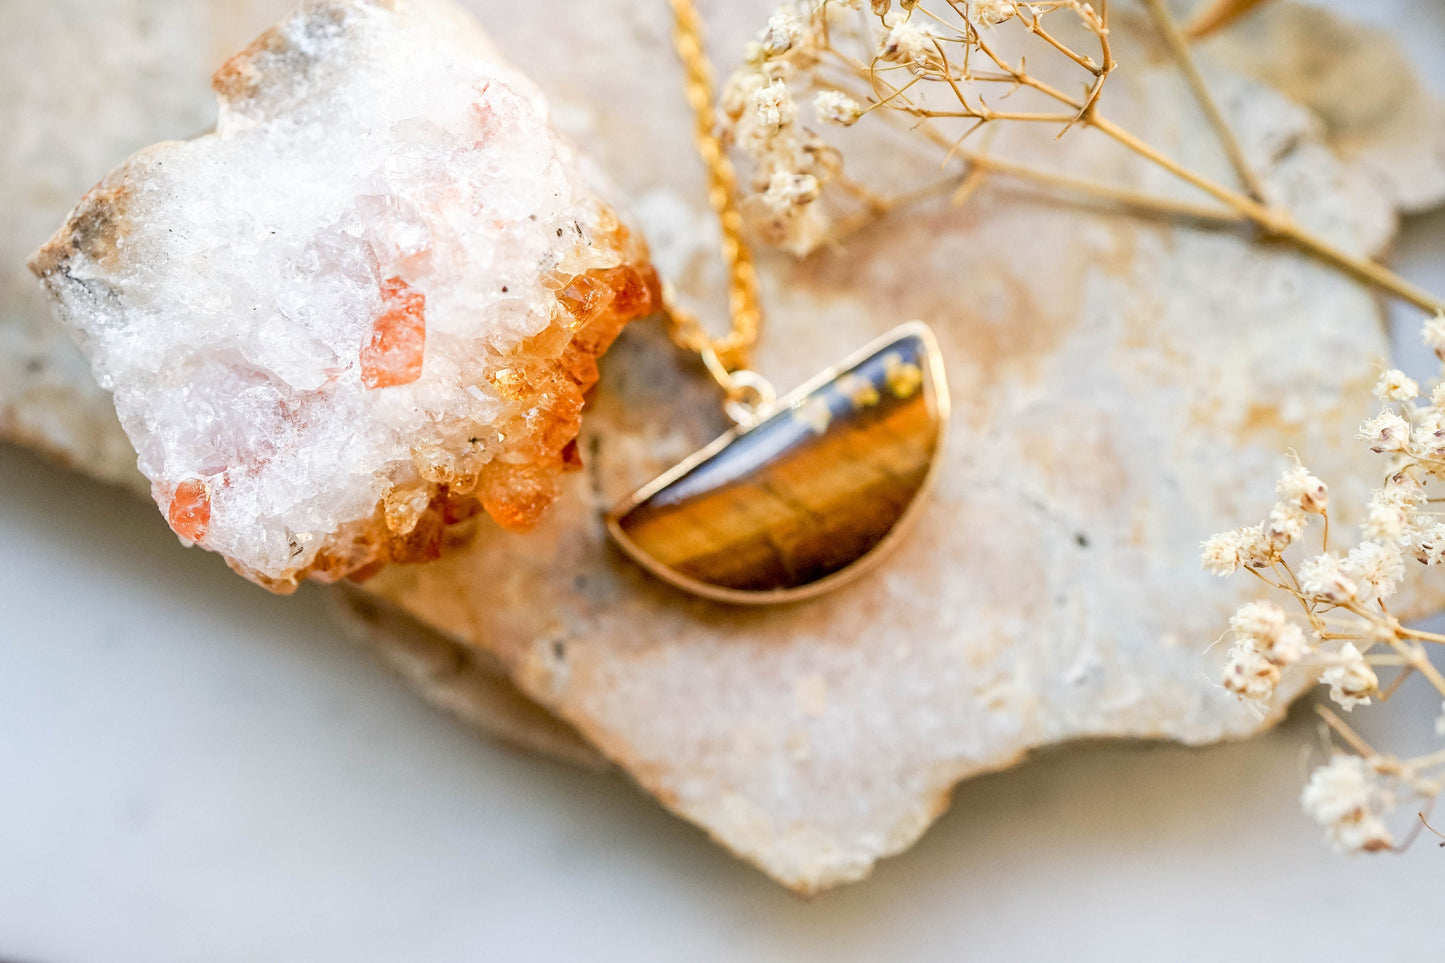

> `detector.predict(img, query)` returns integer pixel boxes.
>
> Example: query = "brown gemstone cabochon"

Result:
[607,323,947,602]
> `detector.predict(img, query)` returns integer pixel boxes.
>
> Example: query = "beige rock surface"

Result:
[5,0,1445,892]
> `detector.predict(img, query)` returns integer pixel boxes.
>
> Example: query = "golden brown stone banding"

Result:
[607,322,948,604]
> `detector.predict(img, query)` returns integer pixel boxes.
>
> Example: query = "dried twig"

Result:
[725,1,1445,312]
[1140,0,1267,202]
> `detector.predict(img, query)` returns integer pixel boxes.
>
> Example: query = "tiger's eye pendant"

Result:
[606,321,949,604]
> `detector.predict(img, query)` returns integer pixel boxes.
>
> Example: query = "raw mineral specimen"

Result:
[30,0,658,591]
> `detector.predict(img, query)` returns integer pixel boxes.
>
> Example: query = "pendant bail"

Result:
[701,345,776,427]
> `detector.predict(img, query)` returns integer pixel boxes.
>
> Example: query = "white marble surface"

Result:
[3,2,1445,960]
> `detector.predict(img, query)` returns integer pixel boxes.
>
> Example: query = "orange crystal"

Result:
[360,276,426,389]
[167,478,211,542]
[476,257,660,532]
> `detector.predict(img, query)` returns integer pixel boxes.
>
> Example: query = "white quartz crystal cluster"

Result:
[32,0,648,589]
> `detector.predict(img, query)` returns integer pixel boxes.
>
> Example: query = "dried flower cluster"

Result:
[1202,350,1445,853]
[722,0,1118,253]
[1301,754,1398,854]
[724,0,1444,314]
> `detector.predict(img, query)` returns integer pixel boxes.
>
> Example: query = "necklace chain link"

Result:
[665,0,765,396]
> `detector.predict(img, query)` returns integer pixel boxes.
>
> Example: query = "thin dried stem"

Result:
[956,149,1246,226]
[1020,4,1101,75]
[1399,626,1445,645]
[1417,812,1445,846]
[1243,564,1290,593]
[843,66,1253,228]
[1406,645,1445,697]
[1088,113,1445,314]
[1064,0,1115,135]
[905,108,1082,123]
[1375,666,1414,703]
[1140,0,1268,202]
[1316,705,1379,759]
[949,162,991,207]
[1409,747,1445,771]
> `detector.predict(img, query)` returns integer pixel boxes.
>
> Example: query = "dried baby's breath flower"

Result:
[1387,463,1427,497]
[1222,639,1279,701]
[1229,600,1308,666]
[760,8,807,57]
[1301,755,1395,853]
[1236,523,1276,568]
[1423,313,1445,361]
[1407,521,1445,565]
[722,68,763,121]
[1411,411,1445,459]
[965,0,1016,26]
[1201,529,1244,576]
[814,90,863,126]
[763,201,831,257]
[1298,552,1358,602]
[1276,461,1328,514]
[1204,518,1299,575]
[1364,490,1409,542]
[754,79,797,130]
[1264,504,1304,554]
[1373,369,1419,401]
[878,19,935,69]
[1322,642,1378,710]
[761,170,821,214]
[1345,540,1406,603]
[1269,623,1309,666]
[1230,600,1289,640]
[1358,409,1411,454]
[1334,810,1394,853]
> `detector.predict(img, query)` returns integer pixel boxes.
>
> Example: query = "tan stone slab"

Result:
[6,0,1445,892]
[359,5,1445,891]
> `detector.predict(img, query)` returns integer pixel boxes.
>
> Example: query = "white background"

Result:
[3,1,1445,960]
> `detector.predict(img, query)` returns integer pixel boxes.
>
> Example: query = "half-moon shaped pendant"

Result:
[606,321,949,604]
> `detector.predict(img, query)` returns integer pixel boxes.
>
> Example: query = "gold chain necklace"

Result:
[604,0,951,604]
